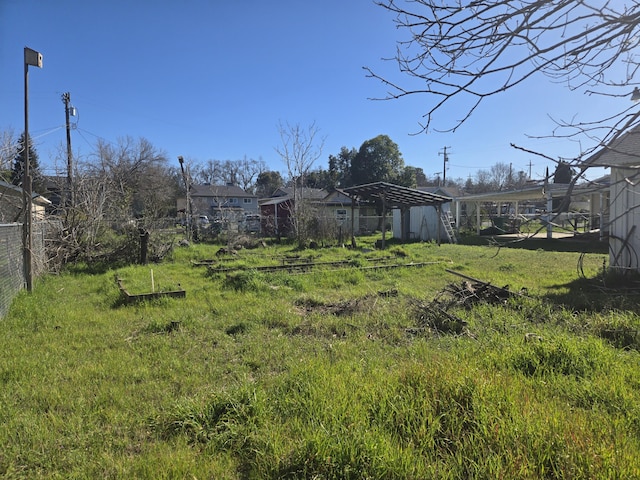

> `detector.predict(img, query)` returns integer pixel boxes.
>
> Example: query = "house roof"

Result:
[418,185,464,199]
[342,182,451,208]
[271,187,327,200]
[584,125,640,167]
[0,180,51,206]
[190,183,255,198]
[321,189,354,206]
[259,196,291,206]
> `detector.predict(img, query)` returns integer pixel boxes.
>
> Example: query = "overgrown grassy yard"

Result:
[2,236,640,479]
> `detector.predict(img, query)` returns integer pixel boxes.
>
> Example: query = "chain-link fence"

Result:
[0,221,48,319]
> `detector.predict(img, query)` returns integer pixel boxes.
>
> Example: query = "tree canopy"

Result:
[351,134,411,186]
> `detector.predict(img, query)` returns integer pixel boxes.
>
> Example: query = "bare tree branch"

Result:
[366,0,640,145]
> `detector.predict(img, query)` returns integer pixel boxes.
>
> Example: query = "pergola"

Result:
[341,182,452,248]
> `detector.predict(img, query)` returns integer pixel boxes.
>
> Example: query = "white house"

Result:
[177,183,258,220]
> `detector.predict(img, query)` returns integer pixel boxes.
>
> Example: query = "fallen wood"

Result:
[445,269,530,300]
[116,277,186,304]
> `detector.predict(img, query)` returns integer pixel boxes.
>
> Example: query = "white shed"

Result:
[584,127,640,272]
[342,182,452,247]
[390,187,457,242]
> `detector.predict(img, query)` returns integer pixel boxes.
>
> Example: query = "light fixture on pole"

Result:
[23,46,43,292]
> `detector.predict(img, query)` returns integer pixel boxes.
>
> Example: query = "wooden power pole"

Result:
[62,92,74,207]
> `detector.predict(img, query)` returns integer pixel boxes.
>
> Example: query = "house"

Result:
[0,180,51,223]
[177,183,258,224]
[258,187,327,236]
[583,127,640,272]
[319,189,360,234]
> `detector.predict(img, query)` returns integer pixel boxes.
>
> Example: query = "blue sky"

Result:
[1,0,621,183]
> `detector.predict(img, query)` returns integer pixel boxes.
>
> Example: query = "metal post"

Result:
[23,47,43,292]
[546,190,553,239]
[23,57,32,291]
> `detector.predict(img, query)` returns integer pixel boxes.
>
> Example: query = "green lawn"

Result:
[2,237,639,479]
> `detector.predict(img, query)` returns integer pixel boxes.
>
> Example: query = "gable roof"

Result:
[584,125,640,167]
[190,183,255,198]
[272,187,327,200]
[321,189,354,206]
[418,185,464,199]
[0,180,51,206]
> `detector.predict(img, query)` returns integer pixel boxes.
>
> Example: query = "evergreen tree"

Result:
[351,135,406,186]
[11,132,45,193]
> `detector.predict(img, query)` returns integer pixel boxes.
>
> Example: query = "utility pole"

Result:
[527,160,533,179]
[438,146,451,186]
[62,92,74,207]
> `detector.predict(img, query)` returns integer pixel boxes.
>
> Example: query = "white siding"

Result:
[609,167,640,271]
[392,204,449,241]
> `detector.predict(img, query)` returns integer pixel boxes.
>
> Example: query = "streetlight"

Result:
[178,156,191,241]
[23,47,43,292]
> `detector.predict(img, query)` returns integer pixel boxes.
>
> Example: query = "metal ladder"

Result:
[440,210,457,244]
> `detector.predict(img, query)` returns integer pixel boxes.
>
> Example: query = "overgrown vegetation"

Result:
[2,238,640,478]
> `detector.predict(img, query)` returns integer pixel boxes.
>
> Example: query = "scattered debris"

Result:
[524,332,543,342]
[410,298,473,337]
[295,290,400,317]
[216,247,238,256]
[441,269,527,308]
[409,271,528,338]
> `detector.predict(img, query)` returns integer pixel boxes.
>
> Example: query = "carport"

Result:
[457,180,609,239]
[341,182,452,248]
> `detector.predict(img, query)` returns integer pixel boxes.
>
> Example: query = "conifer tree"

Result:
[11,132,45,194]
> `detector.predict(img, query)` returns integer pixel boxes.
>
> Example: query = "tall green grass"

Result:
[1,239,639,478]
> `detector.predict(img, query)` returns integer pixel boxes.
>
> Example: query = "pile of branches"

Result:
[410,271,526,337]
[436,280,519,310]
[411,298,470,336]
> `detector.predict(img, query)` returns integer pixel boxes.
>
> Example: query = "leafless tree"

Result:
[89,136,173,225]
[0,128,17,181]
[366,1,640,158]
[275,121,325,245]
[195,157,267,193]
[197,159,225,185]
[236,157,268,193]
[47,137,177,265]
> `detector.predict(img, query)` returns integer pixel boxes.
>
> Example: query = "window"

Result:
[336,209,347,221]
[243,198,253,204]
[228,198,238,204]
